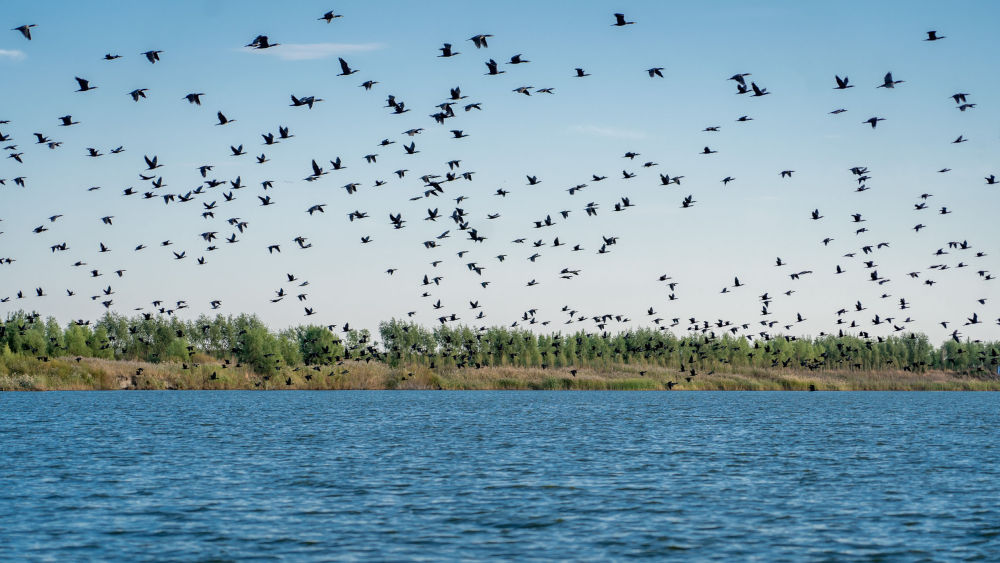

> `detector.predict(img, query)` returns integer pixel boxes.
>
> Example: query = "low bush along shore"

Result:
[2,354,999,391]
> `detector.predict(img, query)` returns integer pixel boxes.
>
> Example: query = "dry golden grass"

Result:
[2,355,998,391]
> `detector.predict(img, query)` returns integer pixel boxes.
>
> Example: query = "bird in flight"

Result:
[612,13,634,26]
[469,34,492,48]
[834,75,853,89]
[75,77,96,92]
[12,24,37,40]
[319,11,343,23]
[141,50,163,64]
[338,57,358,76]
[877,72,904,88]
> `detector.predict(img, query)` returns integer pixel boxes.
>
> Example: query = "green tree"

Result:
[64,323,92,356]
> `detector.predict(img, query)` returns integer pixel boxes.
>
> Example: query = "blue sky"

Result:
[1,1,998,343]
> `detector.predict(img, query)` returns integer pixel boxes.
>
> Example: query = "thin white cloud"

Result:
[243,43,385,61]
[0,49,26,61]
[572,125,647,140]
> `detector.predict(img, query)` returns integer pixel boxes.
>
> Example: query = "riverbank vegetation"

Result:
[2,311,998,391]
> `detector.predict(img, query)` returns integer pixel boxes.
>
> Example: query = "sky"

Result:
[0,1,998,344]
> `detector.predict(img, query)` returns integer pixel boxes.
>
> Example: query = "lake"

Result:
[1,391,998,561]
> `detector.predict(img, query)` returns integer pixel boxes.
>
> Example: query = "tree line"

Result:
[0,310,372,375]
[2,310,998,376]
[378,319,1000,375]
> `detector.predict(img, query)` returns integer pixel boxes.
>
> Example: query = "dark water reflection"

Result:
[1,391,998,560]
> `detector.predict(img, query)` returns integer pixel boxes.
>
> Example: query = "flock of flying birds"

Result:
[1,12,997,347]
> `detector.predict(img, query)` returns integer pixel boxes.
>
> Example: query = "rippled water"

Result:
[1,391,998,561]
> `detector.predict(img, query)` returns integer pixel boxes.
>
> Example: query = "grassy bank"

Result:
[2,355,999,391]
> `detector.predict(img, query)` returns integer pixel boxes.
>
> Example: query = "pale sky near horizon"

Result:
[0,1,998,344]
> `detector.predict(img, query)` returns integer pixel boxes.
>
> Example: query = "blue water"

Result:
[1,391,998,561]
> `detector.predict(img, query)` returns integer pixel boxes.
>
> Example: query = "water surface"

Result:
[1,391,998,560]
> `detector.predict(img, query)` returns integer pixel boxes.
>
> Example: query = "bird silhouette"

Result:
[12,24,37,40]
[338,57,358,76]
[484,59,505,75]
[877,72,904,88]
[612,13,634,26]
[319,11,342,23]
[74,77,96,92]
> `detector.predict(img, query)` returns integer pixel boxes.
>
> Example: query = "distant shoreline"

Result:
[2,356,997,392]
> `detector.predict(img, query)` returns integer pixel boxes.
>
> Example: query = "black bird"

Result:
[469,34,492,48]
[310,159,325,178]
[612,13,634,26]
[319,11,342,23]
[877,72,904,88]
[338,57,358,76]
[834,75,853,89]
[12,24,37,40]
[290,95,322,108]
[485,59,505,75]
[75,77,96,92]
[184,93,205,105]
[729,73,750,87]
[439,43,459,57]
[925,30,945,41]
[246,35,279,49]
[141,50,163,64]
